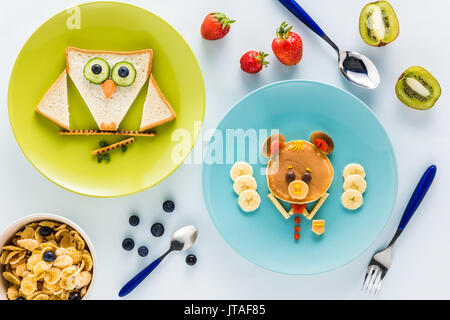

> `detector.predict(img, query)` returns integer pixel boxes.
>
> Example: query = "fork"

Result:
[362,165,437,295]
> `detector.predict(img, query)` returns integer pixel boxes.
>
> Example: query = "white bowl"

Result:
[0,213,96,300]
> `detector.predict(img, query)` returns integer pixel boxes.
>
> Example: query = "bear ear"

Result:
[310,132,334,154]
[262,134,286,158]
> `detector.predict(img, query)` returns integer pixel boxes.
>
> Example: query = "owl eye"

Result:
[111,62,136,87]
[83,58,110,84]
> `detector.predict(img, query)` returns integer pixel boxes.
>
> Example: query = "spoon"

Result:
[118,225,198,297]
[279,0,380,89]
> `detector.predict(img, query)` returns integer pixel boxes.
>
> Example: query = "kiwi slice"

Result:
[111,62,136,87]
[84,58,110,84]
[359,1,399,47]
[395,66,441,110]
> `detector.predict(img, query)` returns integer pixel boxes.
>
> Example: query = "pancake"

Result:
[266,140,333,204]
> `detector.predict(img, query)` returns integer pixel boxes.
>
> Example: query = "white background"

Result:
[0,0,449,299]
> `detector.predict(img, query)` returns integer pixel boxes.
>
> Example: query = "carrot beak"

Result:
[101,79,116,99]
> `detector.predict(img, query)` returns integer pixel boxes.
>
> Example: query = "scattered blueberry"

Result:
[186,254,197,266]
[68,291,82,300]
[91,64,102,75]
[302,172,312,184]
[162,200,175,213]
[151,223,164,237]
[286,171,296,183]
[118,66,129,78]
[39,226,53,237]
[43,251,56,263]
[122,238,135,251]
[16,296,25,300]
[138,246,149,257]
[129,215,140,227]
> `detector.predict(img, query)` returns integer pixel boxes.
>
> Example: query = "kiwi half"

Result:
[359,1,399,47]
[395,66,441,110]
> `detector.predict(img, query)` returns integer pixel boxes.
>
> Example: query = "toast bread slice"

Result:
[66,47,153,131]
[35,70,70,130]
[139,75,176,131]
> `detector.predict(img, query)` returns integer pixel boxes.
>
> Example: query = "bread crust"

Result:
[139,75,176,131]
[65,47,153,78]
[35,70,70,130]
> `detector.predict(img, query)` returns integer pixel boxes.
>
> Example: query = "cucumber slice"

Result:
[111,62,136,87]
[83,58,110,84]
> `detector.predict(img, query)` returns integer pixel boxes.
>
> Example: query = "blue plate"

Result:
[202,80,397,275]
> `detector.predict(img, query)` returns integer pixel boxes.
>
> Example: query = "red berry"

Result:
[294,226,300,232]
[294,233,300,240]
[314,139,328,152]
[201,12,235,40]
[270,140,282,155]
[272,22,303,66]
[292,203,306,214]
[294,217,301,224]
[240,51,269,74]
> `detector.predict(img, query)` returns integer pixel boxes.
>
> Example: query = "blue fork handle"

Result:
[278,0,325,37]
[118,258,162,297]
[398,165,436,231]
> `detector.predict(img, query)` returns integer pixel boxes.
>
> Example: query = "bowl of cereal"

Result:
[0,214,95,300]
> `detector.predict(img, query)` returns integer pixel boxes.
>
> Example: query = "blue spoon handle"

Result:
[397,165,436,231]
[118,257,162,297]
[278,0,325,37]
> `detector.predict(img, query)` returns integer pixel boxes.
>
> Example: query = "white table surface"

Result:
[0,0,449,300]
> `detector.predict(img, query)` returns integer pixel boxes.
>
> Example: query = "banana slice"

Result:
[343,163,366,179]
[230,162,253,181]
[238,189,261,212]
[343,174,367,194]
[341,189,363,210]
[288,180,309,200]
[233,175,257,195]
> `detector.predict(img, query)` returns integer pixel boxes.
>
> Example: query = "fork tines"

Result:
[362,265,383,295]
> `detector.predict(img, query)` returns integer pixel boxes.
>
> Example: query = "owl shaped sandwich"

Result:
[35,47,175,135]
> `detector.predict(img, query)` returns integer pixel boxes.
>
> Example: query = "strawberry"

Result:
[201,12,235,40]
[272,22,303,66]
[291,203,306,214]
[314,139,328,152]
[240,51,269,74]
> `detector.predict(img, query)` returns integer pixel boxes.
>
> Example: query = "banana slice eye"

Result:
[84,58,110,84]
[111,61,136,87]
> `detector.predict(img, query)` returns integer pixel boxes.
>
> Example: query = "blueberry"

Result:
[162,200,175,213]
[138,246,149,257]
[302,172,312,184]
[122,238,135,251]
[68,291,82,300]
[91,64,102,75]
[118,66,129,78]
[129,215,140,227]
[39,226,53,237]
[43,251,56,262]
[286,171,296,183]
[16,296,25,300]
[186,254,197,266]
[151,223,164,237]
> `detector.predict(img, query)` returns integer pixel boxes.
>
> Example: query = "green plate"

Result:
[8,2,205,197]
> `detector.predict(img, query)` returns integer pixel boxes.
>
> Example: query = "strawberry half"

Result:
[201,12,236,40]
[240,51,269,74]
[272,22,303,66]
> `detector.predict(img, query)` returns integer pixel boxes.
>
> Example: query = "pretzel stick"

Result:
[268,193,290,219]
[304,193,329,220]
[60,130,156,137]
[92,138,134,155]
